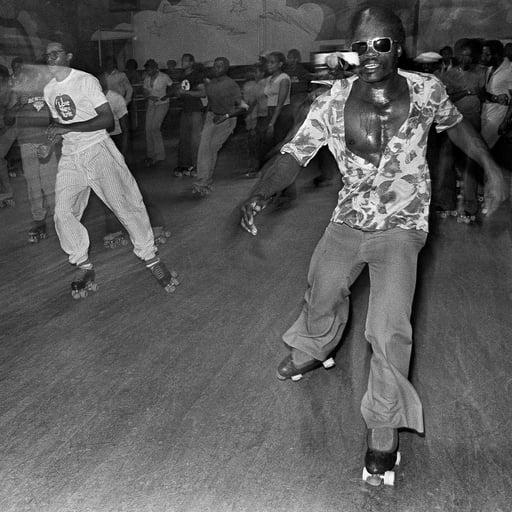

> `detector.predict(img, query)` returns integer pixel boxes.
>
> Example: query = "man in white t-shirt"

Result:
[481,40,512,148]
[142,59,173,166]
[43,39,179,297]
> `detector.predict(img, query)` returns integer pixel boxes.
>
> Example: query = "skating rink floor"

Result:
[1,131,512,512]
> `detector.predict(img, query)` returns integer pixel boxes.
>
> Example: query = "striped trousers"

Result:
[54,137,157,265]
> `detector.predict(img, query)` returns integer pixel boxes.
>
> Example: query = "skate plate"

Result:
[0,198,15,208]
[362,451,401,487]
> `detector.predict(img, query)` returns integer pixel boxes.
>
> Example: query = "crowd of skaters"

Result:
[0,35,511,288]
[0,5,511,486]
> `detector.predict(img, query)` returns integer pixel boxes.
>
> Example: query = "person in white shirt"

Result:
[102,56,133,105]
[43,39,179,297]
[142,59,173,167]
[480,40,512,149]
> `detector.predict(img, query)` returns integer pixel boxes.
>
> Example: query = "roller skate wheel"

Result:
[71,291,81,300]
[362,467,382,487]
[164,231,171,238]
[383,470,395,486]
[156,236,166,244]
[80,289,88,298]
[322,357,335,369]
[121,238,128,246]
[482,207,488,215]
[290,373,304,382]
[171,277,180,286]
[170,270,179,279]
[89,282,99,292]
[164,284,176,293]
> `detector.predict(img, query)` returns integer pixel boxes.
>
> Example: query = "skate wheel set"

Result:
[71,281,99,300]
[103,233,128,249]
[0,198,15,208]
[153,230,172,245]
[362,451,401,487]
[28,230,48,243]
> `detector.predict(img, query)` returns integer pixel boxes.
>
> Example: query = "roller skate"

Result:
[103,231,128,249]
[456,211,477,224]
[153,226,171,245]
[276,350,335,382]
[71,262,98,300]
[362,428,400,487]
[182,166,196,177]
[145,257,180,293]
[0,195,15,208]
[28,221,48,243]
[191,184,211,199]
[173,166,186,177]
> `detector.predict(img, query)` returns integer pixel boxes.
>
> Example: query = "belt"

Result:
[485,92,510,105]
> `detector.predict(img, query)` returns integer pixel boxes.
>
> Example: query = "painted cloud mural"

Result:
[132,0,327,66]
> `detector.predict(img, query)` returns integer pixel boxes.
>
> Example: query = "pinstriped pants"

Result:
[54,137,157,265]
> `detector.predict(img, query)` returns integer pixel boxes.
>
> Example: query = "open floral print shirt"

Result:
[281,70,463,232]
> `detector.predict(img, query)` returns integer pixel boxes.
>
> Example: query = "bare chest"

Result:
[344,86,410,168]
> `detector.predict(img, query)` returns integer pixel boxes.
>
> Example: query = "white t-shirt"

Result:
[143,72,173,105]
[264,72,291,107]
[106,90,128,136]
[44,69,108,155]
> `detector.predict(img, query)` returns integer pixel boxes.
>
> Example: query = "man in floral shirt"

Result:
[240,6,505,483]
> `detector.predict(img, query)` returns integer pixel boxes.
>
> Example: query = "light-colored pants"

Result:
[145,101,169,161]
[54,137,157,265]
[20,143,58,222]
[0,126,16,197]
[194,111,236,189]
[283,222,427,433]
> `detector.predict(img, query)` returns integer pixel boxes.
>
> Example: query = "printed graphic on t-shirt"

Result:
[55,94,76,120]
[181,79,191,91]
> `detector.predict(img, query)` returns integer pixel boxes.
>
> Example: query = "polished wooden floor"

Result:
[1,133,511,512]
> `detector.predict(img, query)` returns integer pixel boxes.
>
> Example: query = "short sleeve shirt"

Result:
[143,72,173,104]
[44,69,109,155]
[180,68,206,112]
[281,70,463,233]
[205,75,241,115]
[105,70,133,103]
[264,72,291,107]
[106,90,128,136]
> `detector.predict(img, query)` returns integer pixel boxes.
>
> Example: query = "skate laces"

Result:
[146,258,164,278]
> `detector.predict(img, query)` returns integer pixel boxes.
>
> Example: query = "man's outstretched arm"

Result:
[445,118,507,215]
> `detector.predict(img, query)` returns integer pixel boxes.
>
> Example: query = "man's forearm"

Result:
[250,153,302,199]
[446,119,495,169]
[55,114,113,133]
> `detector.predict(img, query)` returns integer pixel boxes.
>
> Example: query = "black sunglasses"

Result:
[350,37,397,55]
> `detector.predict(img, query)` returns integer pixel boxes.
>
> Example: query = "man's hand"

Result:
[213,113,229,124]
[46,123,67,144]
[482,160,507,216]
[240,195,267,236]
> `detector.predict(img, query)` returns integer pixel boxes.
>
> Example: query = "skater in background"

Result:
[142,59,174,167]
[43,37,179,298]
[240,6,505,485]
[241,63,268,178]
[7,62,58,242]
[191,56,248,197]
[0,64,16,208]
[99,74,171,248]
[101,56,133,105]
[440,39,487,223]
[173,54,206,177]
[481,40,512,151]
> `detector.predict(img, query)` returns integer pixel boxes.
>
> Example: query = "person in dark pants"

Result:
[173,54,206,177]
